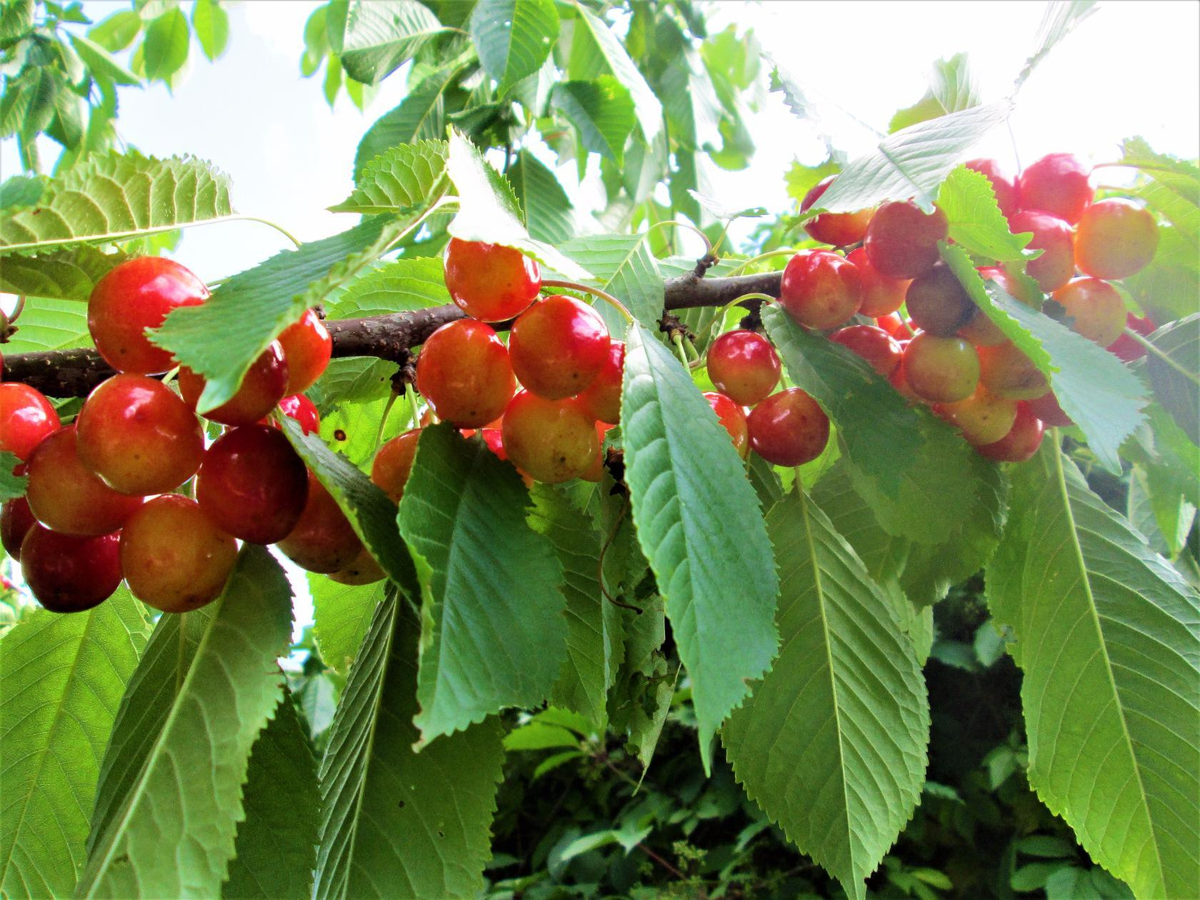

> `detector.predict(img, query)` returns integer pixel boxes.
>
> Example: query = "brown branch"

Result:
[1,271,785,397]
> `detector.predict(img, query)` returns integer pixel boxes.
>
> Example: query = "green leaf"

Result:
[4,297,89,353]
[987,443,1200,900]
[1120,137,1199,246]
[0,175,44,210]
[329,0,451,85]
[1015,1,1098,90]
[332,140,448,215]
[1128,464,1195,559]
[0,590,150,898]
[936,165,1035,262]
[889,53,979,133]
[810,459,910,586]
[568,5,661,142]
[88,10,142,52]
[1144,314,1199,444]
[0,246,127,300]
[0,151,234,254]
[606,595,673,770]
[508,150,575,245]
[312,575,387,675]
[326,256,450,318]
[504,721,580,751]
[191,0,229,62]
[77,546,293,899]
[68,33,140,85]
[723,488,930,900]
[622,322,777,770]
[551,76,635,164]
[1125,224,1200,325]
[469,0,558,96]
[397,424,567,742]
[556,233,663,331]
[0,453,26,502]
[142,8,189,81]
[222,696,318,899]
[313,591,505,899]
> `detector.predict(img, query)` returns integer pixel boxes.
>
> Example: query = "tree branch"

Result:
[1,271,785,397]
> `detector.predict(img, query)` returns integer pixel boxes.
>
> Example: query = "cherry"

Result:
[1074,198,1159,280]
[76,374,204,495]
[799,176,873,247]
[480,428,507,460]
[905,263,975,336]
[779,249,863,329]
[277,309,332,395]
[276,394,321,434]
[704,392,749,458]
[964,159,1018,219]
[87,257,210,375]
[0,383,61,460]
[1051,277,1127,347]
[1017,153,1094,224]
[876,312,914,340]
[901,333,980,403]
[976,402,1046,462]
[180,341,289,426]
[120,495,238,613]
[1,497,36,560]
[576,340,625,424]
[976,342,1048,400]
[747,388,829,467]
[329,546,386,585]
[25,427,143,536]
[979,265,1042,307]
[706,331,781,406]
[416,319,515,426]
[847,248,910,317]
[888,349,923,403]
[830,325,903,377]
[277,472,363,574]
[958,308,1008,347]
[509,295,611,400]
[934,386,1019,446]
[501,391,598,484]
[1008,210,1075,293]
[863,201,948,279]
[443,238,542,322]
[20,526,122,613]
[1027,389,1073,427]
[371,429,421,502]
[1109,313,1155,363]
[477,428,534,486]
[193,424,308,544]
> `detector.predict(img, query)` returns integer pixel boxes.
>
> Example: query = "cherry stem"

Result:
[8,295,26,326]
[373,390,399,454]
[728,248,795,277]
[405,383,420,429]
[671,333,690,368]
[1125,329,1199,386]
[541,279,633,324]
[718,292,776,321]
[646,219,712,257]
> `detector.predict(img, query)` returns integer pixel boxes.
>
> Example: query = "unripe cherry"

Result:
[964,159,1018,219]
[830,325,903,377]
[87,257,209,374]
[905,263,975,336]
[863,201,948,279]
[847,248,910,317]
[371,429,421,502]
[934,386,1019,446]
[902,333,979,403]
[443,238,542,322]
[25,427,143,536]
[779,250,863,329]
[1108,313,1155,363]
[277,309,332,394]
[120,495,238,613]
[1052,277,1127,347]
[1027,390,1073,427]
[976,402,1046,462]
[977,342,1049,400]
[707,331,781,406]
[799,176,873,247]
[277,472,363,574]
[576,341,625,424]
[180,341,289,426]
[703,392,749,459]
[501,391,598,484]
[1017,153,1094,224]
[747,388,829,467]
[76,374,204,495]
[329,546,387,586]
[1008,210,1075,293]
[21,526,122,613]
[1074,198,1159,280]
[276,394,320,435]
[416,319,515,426]
[1,497,36,560]
[509,295,611,399]
[0,383,61,460]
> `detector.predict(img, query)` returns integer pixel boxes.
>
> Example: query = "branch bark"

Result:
[1,271,784,397]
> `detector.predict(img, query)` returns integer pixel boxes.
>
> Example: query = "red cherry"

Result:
[964,159,1018,219]
[747,388,829,467]
[1027,390,1073,427]
[416,319,515,426]
[443,238,542,322]
[830,325,903,377]
[120,495,238,613]
[1008,210,1075,293]
[87,257,210,374]
[933,385,1019,446]
[277,472,363,574]
[1,497,36,560]
[576,340,625,424]
[76,374,204,495]
[976,402,1046,462]
[1052,277,1127,347]
[847,247,910,317]
[277,309,332,395]
[21,525,122,613]
[977,342,1049,400]
[1109,313,1155,363]
[371,429,422,502]
[703,392,750,458]
[329,546,387,585]
[0,383,61,461]
[501,391,598,484]
[1017,153,1094,224]
[193,424,308,544]
[863,201,949,279]
[707,331,781,406]
[25,427,143,536]
[180,341,289,426]
[1075,198,1159,280]
[276,394,321,434]
[799,176,874,247]
[509,295,611,400]
[905,263,975,336]
[875,312,914,340]
[480,428,507,461]
[902,333,980,403]
[779,249,863,329]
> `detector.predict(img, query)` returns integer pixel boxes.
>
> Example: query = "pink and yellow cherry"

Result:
[509,295,611,400]
[747,388,829,466]
[87,257,210,374]
[371,429,421,502]
[276,394,320,434]
[277,309,332,394]
[76,374,204,495]
[120,495,238,613]
[958,309,1008,347]
[905,263,975,336]
[25,427,143,536]
[277,472,363,574]
[863,201,949,279]
[193,424,308,544]
[1027,390,1073,427]
[1,497,35,559]
[21,526,122,613]
[976,402,1046,462]
[706,331,781,406]
[1008,210,1075,293]
[977,342,1048,400]
[1109,313,1155,363]
[1017,153,1094,224]
[329,547,387,586]
[0,384,61,461]
[576,340,625,424]
[934,386,1019,446]
[180,341,289,426]
[501,391,598,484]
[799,176,874,247]
[703,391,749,459]
[1052,277,1127,347]
[901,333,980,403]
[443,238,542,322]
[847,248,910,317]
[1074,198,1159,280]
[964,158,1018,219]
[779,249,863,329]
[830,324,903,377]
[416,319,516,426]
[979,265,1043,307]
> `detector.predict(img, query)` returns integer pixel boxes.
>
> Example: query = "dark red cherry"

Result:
[21,525,122,613]
[180,341,289,426]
